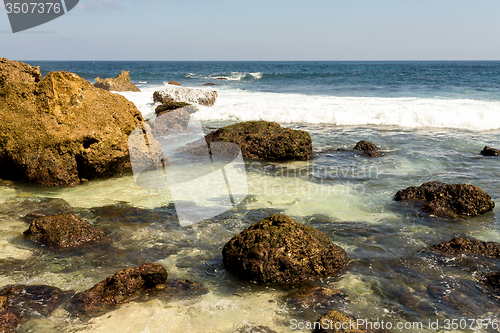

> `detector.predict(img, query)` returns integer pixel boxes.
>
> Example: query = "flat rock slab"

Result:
[222,214,349,284]
[24,213,108,249]
[153,86,217,107]
[394,181,495,218]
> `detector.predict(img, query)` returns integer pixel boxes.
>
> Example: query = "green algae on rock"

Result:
[394,181,495,218]
[71,263,168,315]
[200,121,313,161]
[222,214,349,284]
[24,213,108,249]
[426,237,500,259]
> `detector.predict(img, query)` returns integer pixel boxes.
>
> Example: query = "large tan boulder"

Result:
[94,71,140,92]
[0,58,162,187]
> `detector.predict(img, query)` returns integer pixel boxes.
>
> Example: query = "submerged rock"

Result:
[0,58,160,186]
[222,214,349,284]
[185,121,313,161]
[426,237,500,258]
[235,324,278,333]
[203,83,218,86]
[285,285,346,308]
[153,86,217,107]
[71,263,168,314]
[94,71,140,92]
[24,213,108,249]
[313,310,391,333]
[481,146,500,156]
[394,181,495,218]
[485,272,500,289]
[0,284,71,331]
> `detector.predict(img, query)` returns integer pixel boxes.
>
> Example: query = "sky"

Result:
[1,0,500,61]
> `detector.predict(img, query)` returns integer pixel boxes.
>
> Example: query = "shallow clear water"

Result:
[2,61,500,332]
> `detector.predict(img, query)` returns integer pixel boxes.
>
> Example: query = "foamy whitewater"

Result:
[2,61,500,333]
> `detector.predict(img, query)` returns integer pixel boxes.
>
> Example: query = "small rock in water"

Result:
[425,237,500,258]
[153,86,217,107]
[94,71,141,92]
[353,140,382,157]
[155,101,192,115]
[394,181,495,218]
[202,83,218,86]
[71,263,168,315]
[168,80,181,86]
[24,213,108,249]
[481,146,500,156]
[222,214,349,284]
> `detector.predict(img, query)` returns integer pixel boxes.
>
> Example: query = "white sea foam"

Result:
[185,72,263,81]
[193,89,500,131]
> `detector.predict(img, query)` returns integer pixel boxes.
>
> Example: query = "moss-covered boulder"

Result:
[199,121,313,161]
[312,310,391,333]
[426,237,500,258]
[94,71,140,92]
[71,263,168,314]
[353,140,381,157]
[24,213,108,249]
[0,58,162,186]
[481,146,500,156]
[394,181,495,218]
[222,215,349,284]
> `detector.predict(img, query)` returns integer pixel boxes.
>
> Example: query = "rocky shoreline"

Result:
[1,59,500,332]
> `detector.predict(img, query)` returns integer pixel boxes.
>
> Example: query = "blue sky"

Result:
[1,0,500,60]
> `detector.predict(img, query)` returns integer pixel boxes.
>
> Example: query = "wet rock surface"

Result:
[168,80,181,86]
[0,284,71,331]
[285,285,346,308]
[71,263,168,314]
[94,71,140,92]
[222,214,349,284]
[336,140,382,157]
[155,101,192,115]
[186,121,313,161]
[394,181,495,218]
[425,237,500,258]
[481,146,500,156]
[0,58,156,186]
[24,213,108,249]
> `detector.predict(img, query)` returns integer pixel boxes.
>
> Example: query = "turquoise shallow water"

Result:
[1,61,500,332]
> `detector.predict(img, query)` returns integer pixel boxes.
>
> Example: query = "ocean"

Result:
[2,61,500,332]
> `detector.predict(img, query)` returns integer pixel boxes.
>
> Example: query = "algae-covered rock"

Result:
[94,71,140,92]
[481,146,500,156]
[198,121,313,161]
[24,213,107,249]
[222,215,349,284]
[0,58,161,186]
[155,101,192,115]
[285,285,346,308]
[71,263,168,314]
[394,181,494,218]
[426,237,500,258]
